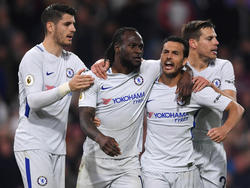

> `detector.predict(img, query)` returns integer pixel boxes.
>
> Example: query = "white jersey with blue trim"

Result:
[187,58,236,142]
[14,43,87,155]
[78,60,161,159]
[141,81,232,172]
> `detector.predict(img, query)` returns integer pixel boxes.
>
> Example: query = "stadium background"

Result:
[0,0,249,187]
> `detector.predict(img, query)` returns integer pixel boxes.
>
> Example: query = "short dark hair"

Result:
[104,27,138,66]
[41,3,76,34]
[162,35,189,58]
[181,20,215,41]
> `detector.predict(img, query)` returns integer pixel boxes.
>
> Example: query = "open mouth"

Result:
[134,57,142,61]
[164,61,174,70]
[67,35,73,40]
[211,49,217,55]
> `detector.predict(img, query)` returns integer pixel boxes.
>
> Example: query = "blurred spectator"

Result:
[157,0,196,35]
[225,0,250,40]
[0,128,23,188]
[8,0,43,44]
[232,56,250,94]
[0,97,8,126]
[65,123,86,188]
[73,3,99,68]
[239,38,250,71]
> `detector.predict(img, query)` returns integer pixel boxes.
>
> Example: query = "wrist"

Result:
[95,133,104,144]
[221,124,231,134]
[58,82,71,97]
[209,82,215,88]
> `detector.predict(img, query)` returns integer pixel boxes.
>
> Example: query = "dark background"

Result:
[0,0,250,187]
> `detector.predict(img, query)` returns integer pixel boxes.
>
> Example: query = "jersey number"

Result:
[219,176,226,188]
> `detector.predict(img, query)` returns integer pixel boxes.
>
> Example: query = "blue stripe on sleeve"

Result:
[25,157,32,188]
[25,98,30,118]
[36,45,44,52]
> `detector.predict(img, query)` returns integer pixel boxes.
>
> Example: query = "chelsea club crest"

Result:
[37,176,47,186]
[212,78,221,88]
[134,75,144,86]
[66,68,74,78]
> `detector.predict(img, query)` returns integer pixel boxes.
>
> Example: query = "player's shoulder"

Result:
[140,59,160,72]
[25,44,44,57]
[211,58,234,73]
[20,44,44,67]
[214,58,232,67]
[142,59,160,65]
[86,70,101,81]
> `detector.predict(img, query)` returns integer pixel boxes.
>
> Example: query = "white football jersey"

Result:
[141,80,231,172]
[187,58,236,142]
[14,43,87,154]
[79,60,161,158]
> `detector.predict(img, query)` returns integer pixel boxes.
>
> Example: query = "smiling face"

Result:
[118,31,144,71]
[195,27,219,62]
[160,41,186,78]
[52,13,76,47]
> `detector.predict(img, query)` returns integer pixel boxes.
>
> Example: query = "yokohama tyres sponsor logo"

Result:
[112,92,145,104]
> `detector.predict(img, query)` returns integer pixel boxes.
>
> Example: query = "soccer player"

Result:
[77,27,192,188]
[141,36,244,188]
[181,20,238,187]
[14,4,94,188]
[76,27,159,188]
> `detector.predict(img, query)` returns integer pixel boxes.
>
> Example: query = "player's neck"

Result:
[43,37,63,57]
[112,58,139,74]
[159,73,181,87]
[188,52,208,72]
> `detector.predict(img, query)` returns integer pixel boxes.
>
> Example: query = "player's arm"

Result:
[192,76,236,101]
[207,100,244,143]
[211,87,236,101]
[92,58,193,102]
[27,69,94,110]
[176,69,193,103]
[79,107,121,157]
[91,59,110,79]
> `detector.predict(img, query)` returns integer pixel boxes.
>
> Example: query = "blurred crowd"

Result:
[0,0,249,187]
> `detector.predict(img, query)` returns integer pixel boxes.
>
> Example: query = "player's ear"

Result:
[114,43,120,53]
[189,39,197,49]
[46,21,55,33]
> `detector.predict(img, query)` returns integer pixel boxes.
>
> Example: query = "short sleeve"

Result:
[192,87,232,112]
[19,50,44,95]
[78,72,98,108]
[220,60,236,91]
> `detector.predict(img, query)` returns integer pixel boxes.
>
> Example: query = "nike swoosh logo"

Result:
[46,72,54,76]
[101,86,112,90]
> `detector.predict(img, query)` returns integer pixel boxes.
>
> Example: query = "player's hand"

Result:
[93,117,101,127]
[207,127,227,143]
[95,134,121,157]
[91,59,110,79]
[176,70,193,103]
[192,76,211,93]
[69,69,94,91]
